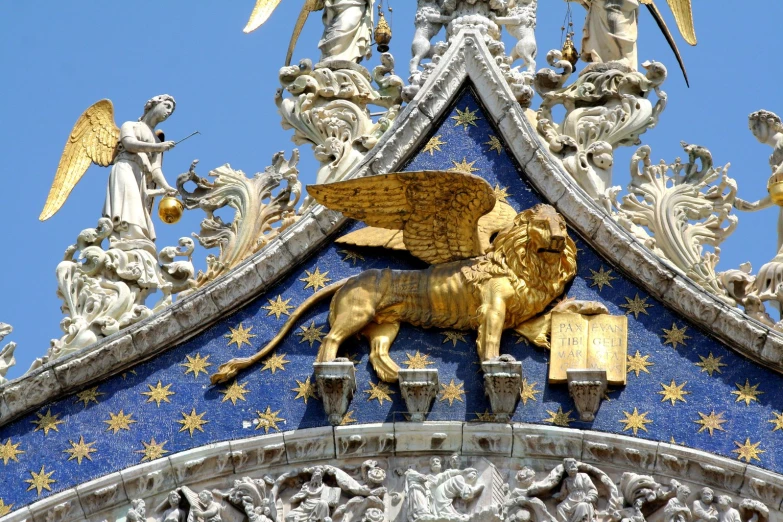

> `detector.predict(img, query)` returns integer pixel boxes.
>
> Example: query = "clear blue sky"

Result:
[0,2,780,379]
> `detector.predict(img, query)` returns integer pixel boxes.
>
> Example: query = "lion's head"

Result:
[463,204,577,319]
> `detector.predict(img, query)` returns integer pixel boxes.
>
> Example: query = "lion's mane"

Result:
[461,205,577,327]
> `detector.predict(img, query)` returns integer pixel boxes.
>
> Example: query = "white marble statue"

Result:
[495,0,538,72]
[411,0,449,76]
[319,0,374,63]
[693,488,718,522]
[0,323,16,385]
[664,483,692,522]
[553,459,598,522]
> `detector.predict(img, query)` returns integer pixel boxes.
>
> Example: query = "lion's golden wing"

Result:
[243,0,284,33]
[39,99,120,221]
[307,170,496,264]
[336,227,406,251]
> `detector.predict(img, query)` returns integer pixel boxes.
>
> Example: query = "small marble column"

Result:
[314,360,356,426]
[398,369,439,422]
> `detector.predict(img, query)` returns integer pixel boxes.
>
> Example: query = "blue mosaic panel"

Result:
[0,89,780,513]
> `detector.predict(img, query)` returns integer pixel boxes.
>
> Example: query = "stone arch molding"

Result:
[3,422,782,522]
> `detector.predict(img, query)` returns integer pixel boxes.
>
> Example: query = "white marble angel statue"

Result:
[567,0,697,84]
[244,0,374,65]
[39,95,178,244]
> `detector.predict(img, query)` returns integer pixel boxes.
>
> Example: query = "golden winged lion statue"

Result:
[40,96,178,243]
[212,171,607,384]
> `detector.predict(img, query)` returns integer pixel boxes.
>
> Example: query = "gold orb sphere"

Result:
[158,196,184,224]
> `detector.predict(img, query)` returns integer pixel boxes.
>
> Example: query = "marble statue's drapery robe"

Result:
[581,0,639,69]
[431,475,479,520]
[319,0,373,62]
[556,473,598,522]
[103,121,158,242]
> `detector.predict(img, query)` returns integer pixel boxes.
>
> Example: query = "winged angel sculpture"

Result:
[39,96,178,242]
[213,171,606,384]
[572,0,697,84]
[244,0,374,65]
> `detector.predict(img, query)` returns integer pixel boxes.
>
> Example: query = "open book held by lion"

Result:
[212,171,606,384]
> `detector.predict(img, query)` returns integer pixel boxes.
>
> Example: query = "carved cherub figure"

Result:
[693,488,718,522]
[40,96,178,244]
[410,0,451,76]
[158,491,187,522]
[494,0,538,72]
[126,499,148,522]
[191,490,223,522]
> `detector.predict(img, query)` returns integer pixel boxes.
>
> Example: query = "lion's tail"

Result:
[210,279,349,384]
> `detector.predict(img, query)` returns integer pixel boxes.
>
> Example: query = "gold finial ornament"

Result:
[562,34,579,68]
[374,4,392,53]
[158,196,184,224]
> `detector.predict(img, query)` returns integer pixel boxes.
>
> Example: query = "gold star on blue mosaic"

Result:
[658,380,689,405]
[450,157,479,174]
[32,408,64,436]
[292,377,318,404]
[770,412,783,432]
[74,386,104,408]
[178,409,209,437]
[620,408,652,435]
[520,379,541,405]
[696,352,726,376]
[475,410,496,422]
[263,295,293,320]
[485,135,503,154]
[404,351,434,369]
[104,410,136,434]
[620,294,653,319]
[181,353,212,378]
[225,323,256,349]
[493,184,510,203]
[255,407,284,433]
[340,410,357,425]
[544,407,574,427]
[25,465,56,496]
[442,330,467,347]
[662,323,690,349]
[627,351,653,377]
[297,321,326,347]
[732,379,763,406]
[365,381,395,405]
[142,380,175,407]
[694,411,727,436]
[733,438,764,463]
[452,106,481,130]
[0,498,11,516]
[587,266,617,291]
[339,250,365,265]
[0,438,24,465]
[300,267,331,292]
[221,381,250,405]
[63,436,97,465]
[423,135,447,155]
[261,353,290,374]
[137,437,169,463]
[439,379,465,406]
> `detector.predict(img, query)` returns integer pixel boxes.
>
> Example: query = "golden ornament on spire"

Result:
[374,4,392,53]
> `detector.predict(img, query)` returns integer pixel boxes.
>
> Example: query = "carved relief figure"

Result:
[716,497,741,522]
[693,488,718,522]
[158,491,187,522]
[664,483,692,522]
[126,499,148,522]
[554,459,598,522]
[495,0,538,72]
[191,490,224,522]
[504,468,556,522]
[212,171,606,384]
[40,95,178,243]
[411,0,450,75]
[404,464,484,522]
[286,468,337,522]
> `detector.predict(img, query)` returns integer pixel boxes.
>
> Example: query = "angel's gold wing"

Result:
[244,0,323,65]
[308,171,497,265]
[337,199,517,254]
[39,99,120,221]
[243,0,284,34]
[641,0,696,45]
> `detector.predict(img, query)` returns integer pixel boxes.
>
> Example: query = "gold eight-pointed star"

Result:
[694,411,727,436]
[620,294,653,319]
[423,135,446,155]
[142,381,175,407]
[221,381,250,405]
[620,408,653,435]
[178,409,209,437]
[544,407,574,427]
[733,438,764,463]
[225,323,256,349]
[658,380,689,405]
[439,380,466,406]
[25,465,55,496]
[587,266,617,291]
[292,377,318,404]
[451,107,481,130]
[64,436,97,465]
[300,267,331,292]
[365,381,395,405]
[732,379,763,406]
[662,324,691,349]
[261,353,290,374]
[181,353,212,378]
[627,351,653,377]
[263,295,293,320]
[256,407,285,433]
[137,437,169,463]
